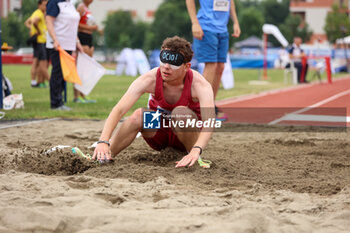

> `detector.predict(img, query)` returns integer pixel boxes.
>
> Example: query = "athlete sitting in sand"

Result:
[93,36,215,168]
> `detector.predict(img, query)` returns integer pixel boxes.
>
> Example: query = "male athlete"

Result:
[93,36,215,168]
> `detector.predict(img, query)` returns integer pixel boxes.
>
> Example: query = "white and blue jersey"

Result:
[46,0,80,51]
[197,0,231,33]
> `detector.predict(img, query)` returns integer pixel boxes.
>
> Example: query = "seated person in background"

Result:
[286,37,309,83]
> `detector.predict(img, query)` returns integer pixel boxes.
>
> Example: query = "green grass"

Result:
[1,64,346,120]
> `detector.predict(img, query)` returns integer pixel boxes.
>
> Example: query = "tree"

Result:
[131,21,150,49]
[104,10,149,50]
[261,0,290,27]
[279,14,313,44]
[20,0,38,20]
[147,0,191,50]
[1,13,27,48]
[324,4,350,43]
[1,0,37,48]
[236,6,264,40]
[104,11,134,49]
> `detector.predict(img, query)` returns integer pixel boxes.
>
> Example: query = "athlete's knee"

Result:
[216,63,225,73]
[172,106,196,121]
[127,108,143,127]
[205,62,218,71]
[171,106,198,133]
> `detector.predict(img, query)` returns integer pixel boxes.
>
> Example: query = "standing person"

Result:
[25,0,49,88]
[93,36,216,168]
[186,0,240,119]
[286,37,309,83]
[46,0,83,110]
[73,0,98,103]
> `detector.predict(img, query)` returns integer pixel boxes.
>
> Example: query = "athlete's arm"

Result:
[93,69,157,160]
[46,15,59,50]
[24,17,32,30]
[230,0,241,38]
[77,4,97,32]
[186,0,203,40]
[175,70,215,168]
[32,16,41,35]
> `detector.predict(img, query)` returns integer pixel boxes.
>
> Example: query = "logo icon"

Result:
[143,110,162,129]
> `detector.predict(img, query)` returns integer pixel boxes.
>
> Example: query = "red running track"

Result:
[217,77,350,127]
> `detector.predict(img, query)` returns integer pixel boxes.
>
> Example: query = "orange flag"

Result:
[58,47,82,85]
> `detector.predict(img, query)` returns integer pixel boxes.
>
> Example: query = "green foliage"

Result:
[104,10,149,50]
[20,0,38,20]
[324,4,350,43]
[104,11,134,49]
[261,0,290,26]
[279,14,313,44]
[1,0,37,48]
[237,6,264,40]
[147,1,192,50]
[1,13,28,48]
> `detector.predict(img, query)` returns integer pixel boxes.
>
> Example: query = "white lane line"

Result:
[217,76,350,106]
[269,89,350,125]
[280,114,349,123]
[0,118,60,129]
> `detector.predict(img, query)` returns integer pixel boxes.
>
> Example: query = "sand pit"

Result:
[0,119,349,232]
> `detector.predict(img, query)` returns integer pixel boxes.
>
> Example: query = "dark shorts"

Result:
[143,128,187,152]
[33,43,48,61]
[78,32,93,48]
[193,30,229,63]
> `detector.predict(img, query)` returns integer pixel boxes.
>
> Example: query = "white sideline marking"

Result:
[269,89,350,125]
[217,76,350,106]
[0,118,60,129]
[281,114,349,123]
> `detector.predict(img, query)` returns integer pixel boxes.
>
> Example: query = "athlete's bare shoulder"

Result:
[191,69,211,87]
[190,69,213,99]
[133,67,158,94]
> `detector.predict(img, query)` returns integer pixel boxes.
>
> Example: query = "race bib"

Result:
[213,0,229,12]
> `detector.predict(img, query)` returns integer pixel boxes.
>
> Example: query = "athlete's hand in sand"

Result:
[93,143,112,161]
[175,151,199,168]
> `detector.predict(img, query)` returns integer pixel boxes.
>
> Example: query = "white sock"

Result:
[31,80,37,85]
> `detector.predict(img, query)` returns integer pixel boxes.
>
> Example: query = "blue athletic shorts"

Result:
[193,30,229,63]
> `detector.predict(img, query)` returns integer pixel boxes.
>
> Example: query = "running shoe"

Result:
[52,105,71,111]
[73,97,87,103]
[84,96,97,103]
[216,111,228,122]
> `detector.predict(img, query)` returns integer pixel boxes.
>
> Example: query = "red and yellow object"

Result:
[58,47,82,85]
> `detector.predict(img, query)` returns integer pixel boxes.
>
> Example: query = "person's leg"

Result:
[193,31,219,91]
[38,60,49,86]
[171,106,199,152]
[35,44,48,87]
[40,45,49,83]
[304,63,309,82]
[30,58,39,87]
[202,62,218,88]
[212,62,225,97]
[294,62,303,83]
[212,32,229,98]
[49,49,66,108]
[110,108,156,156]
[84,45,93,57]
[30,43,39,87]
